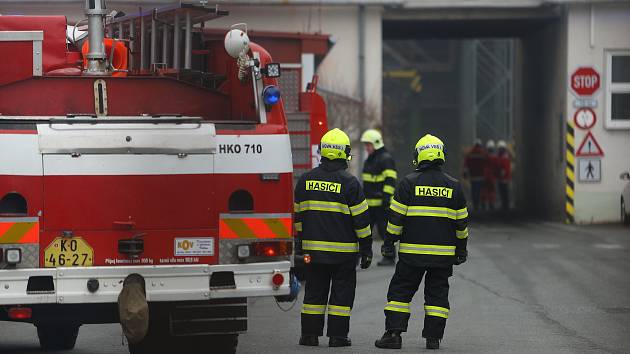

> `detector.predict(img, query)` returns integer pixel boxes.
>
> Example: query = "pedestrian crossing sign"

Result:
[577,158,601,183]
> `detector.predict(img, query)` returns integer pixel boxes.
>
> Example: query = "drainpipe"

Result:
[358,4,366,163]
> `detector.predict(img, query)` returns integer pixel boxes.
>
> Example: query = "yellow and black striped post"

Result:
[566,121,575,224]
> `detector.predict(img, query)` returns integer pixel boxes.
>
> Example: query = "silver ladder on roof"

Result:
[105,3,228,72]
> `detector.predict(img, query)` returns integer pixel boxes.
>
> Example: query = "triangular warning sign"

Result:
[576,131,604,157]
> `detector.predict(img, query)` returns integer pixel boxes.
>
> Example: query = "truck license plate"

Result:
[44,237,94,267]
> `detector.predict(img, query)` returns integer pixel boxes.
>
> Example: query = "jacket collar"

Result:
[321,158,348,172]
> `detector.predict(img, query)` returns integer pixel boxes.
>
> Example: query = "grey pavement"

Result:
[1,222,629,354]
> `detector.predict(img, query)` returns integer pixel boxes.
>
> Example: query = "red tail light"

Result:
[8,307,32,320]
[272,272,284,287]
[252,241,292,258]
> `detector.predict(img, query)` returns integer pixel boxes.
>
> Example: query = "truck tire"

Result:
[208,334,238,354]
[36,325,79,350]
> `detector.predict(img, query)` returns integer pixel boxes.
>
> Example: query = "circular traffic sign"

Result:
[571,67,600,96]
[573,107,597,130]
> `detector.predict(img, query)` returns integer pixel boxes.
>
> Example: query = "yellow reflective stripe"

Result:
[456,207,469,220]
[383,185,395,195]
[328,305,351,317]
[349,200,369,216]
[424,305,449,318]
[355,225,372,239]
[298,200,350,214]
[383,169,397,179]
[367,198,383,207]
[295,222,302,232]
[302,303,327,315]
[456,228,468,239]
[302,240,359,253]
[385,301,410,313]
[294,203,300,213]
[399,243,456,256]
[406,206,459,219]
[363,173,386,182]
[386,222,403,235]
[390,199,408,215]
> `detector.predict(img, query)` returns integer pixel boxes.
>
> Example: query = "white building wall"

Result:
[567,3,630,223]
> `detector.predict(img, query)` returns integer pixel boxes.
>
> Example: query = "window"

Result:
[606,51,630,129]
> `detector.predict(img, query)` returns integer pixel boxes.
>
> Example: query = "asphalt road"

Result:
[1,222,629,354]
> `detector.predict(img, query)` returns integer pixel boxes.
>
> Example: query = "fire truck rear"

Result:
[0,2,294,353]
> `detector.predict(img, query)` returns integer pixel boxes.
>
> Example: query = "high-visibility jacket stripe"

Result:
[219,214,292,239]
[355,225,372,239]
[385,301,411,313]
[362,173,386,182]
[349,200,369,216]
[405,206,468,220]
[0,219,39,244]
[383,169,397,179]
[328,305,351,317]
[424,305,449,318]
[399,243,456,256]
[456,228,468,239]
[297,200,350,214]
[367,198,383,207]
[295,222,303,232]
[302,240,359,253]
[386,222,403,235]
[383,185,396,195]
[390,199,408,215]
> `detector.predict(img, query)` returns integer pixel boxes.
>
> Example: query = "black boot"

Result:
[426,338,440,349]
[328,337,351,347]
[299,335,319,346]
[374,331,402,349]
[377,257,395,266]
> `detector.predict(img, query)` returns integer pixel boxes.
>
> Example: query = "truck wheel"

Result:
[176,334,238,354]
[36,325,79,350]
[208,334,238,354]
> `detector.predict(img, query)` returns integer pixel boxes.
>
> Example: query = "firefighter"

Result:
[294,128,373,348]
[496,140,512,211]
[374,134,469,350]
[463,139,486,210]
[360,129,398,266]
[482,140,498,211]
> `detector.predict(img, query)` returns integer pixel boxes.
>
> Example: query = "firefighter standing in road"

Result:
[374,134,469,350]
[361,129,398,266]
[294,128,373,348]
[463,139,486,210]
[496,140,512,211]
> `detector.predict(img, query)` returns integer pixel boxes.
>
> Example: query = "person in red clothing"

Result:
[463,139,487,211]
[481,140,498,211]
[496,140,512,211]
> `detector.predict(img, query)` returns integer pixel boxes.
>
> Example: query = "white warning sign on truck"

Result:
[174,237,215,256]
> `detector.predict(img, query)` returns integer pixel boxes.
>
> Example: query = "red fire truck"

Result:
[0,2,300,353]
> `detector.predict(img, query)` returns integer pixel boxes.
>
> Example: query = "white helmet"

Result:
[486,139,496,149]
[224,25,250,59]
[497,140,507,149]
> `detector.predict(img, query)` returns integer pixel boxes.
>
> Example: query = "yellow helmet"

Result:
[360,129,384,150]
[414,134,445,164]
[320,128,351,160]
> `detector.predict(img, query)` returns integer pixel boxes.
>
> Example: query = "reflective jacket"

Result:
[385,163,469,268]
[362,147,397,208]
[294,158,373,264]
[464,146,487,180]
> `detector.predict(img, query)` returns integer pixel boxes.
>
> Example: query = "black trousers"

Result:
[384,261,452,339]
[369,205,387,240]
[301,261,356,337]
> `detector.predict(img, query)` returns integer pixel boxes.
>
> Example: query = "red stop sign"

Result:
[571,67,600,96]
